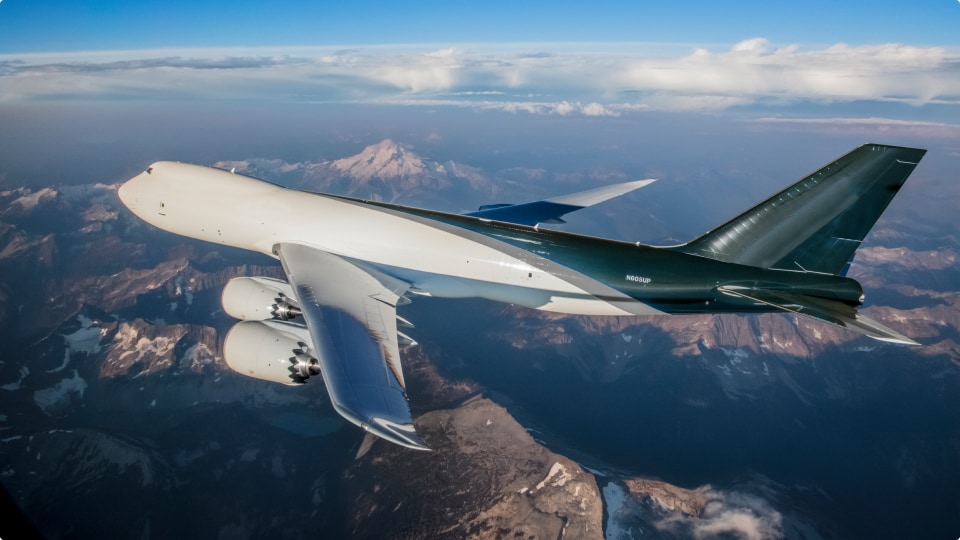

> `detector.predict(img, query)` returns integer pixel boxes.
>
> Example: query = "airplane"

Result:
[118,143,926,450]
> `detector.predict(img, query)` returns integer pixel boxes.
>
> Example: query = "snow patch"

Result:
[174,277,194,305]
[33,370,87,415]
[772,336,794,349]
[11,187,57,210]
[1,366,29,391]
[535,462,572,491]
[720,348,754,376]
[181,343,216,370]
[49,350,72,374]
[58,315,106,372]
[720,347,749,361]
[112,324,177,365]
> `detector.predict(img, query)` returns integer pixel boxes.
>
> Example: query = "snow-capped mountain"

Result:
[217,139,495,211]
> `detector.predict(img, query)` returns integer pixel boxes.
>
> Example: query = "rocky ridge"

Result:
[345,394,604,539]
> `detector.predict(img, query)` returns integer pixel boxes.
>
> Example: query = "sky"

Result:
[0,0,955,112]
[0,0,958,187]
[0,0,958,50]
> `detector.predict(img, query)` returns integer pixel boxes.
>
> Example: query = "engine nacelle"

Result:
[222,276,301,321]
[223,320,320,385]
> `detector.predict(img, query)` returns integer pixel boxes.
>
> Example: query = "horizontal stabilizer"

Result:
[718,286,917,345]
[466,178,655,226]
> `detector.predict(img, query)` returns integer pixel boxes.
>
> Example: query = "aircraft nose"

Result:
[118,166,153,211]
[117,179,133,209]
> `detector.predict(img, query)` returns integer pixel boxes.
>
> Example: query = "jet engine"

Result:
[222,320,320,385]
[222,276,301,321]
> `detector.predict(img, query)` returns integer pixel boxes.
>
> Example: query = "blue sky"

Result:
[0,0,958,187]
[1,0,958,52]
[1,0,956,116]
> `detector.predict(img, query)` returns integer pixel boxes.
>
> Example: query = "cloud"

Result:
[1,40,957,115]
[615,40,958,109]
[653,488,785,540]
[496,100,620,117]
[753,116,960,138]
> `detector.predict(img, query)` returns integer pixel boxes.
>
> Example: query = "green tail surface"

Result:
[678,144,926,275]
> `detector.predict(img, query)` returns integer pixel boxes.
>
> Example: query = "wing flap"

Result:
[718,286,918,345]
[465,178,655,226]
[276,243,429,450]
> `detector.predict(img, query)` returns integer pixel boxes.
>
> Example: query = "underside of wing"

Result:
[275,242,429,450]
[718,286,917,345]
[465,178,655,226]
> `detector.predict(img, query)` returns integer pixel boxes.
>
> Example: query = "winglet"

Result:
[367,417,431,451]
[545,178,656,207]
[465,179,656,226]
[331,405,431,450]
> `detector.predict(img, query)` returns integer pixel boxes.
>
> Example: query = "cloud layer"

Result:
[1,39,957,116]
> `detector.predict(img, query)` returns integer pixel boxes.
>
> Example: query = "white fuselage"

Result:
[118,162,659,316]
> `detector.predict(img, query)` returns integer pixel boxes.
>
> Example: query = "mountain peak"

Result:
[370,138,401,154]
[331,139,428,181]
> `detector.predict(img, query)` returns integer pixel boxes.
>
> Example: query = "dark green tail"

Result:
[676,144,926,275]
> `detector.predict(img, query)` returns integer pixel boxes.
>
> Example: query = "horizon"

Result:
[2,2,957,191]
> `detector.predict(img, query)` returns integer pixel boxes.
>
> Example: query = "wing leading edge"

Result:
[275,243,429,450]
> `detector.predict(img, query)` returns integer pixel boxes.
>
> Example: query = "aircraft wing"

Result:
[275,243,429,450]
[718,286,918,345]
[465,178,656,226]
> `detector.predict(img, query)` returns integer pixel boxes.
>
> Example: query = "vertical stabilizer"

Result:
[676,144,926,275]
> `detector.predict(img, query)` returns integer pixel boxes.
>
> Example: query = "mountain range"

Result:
[0,140,957,539]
